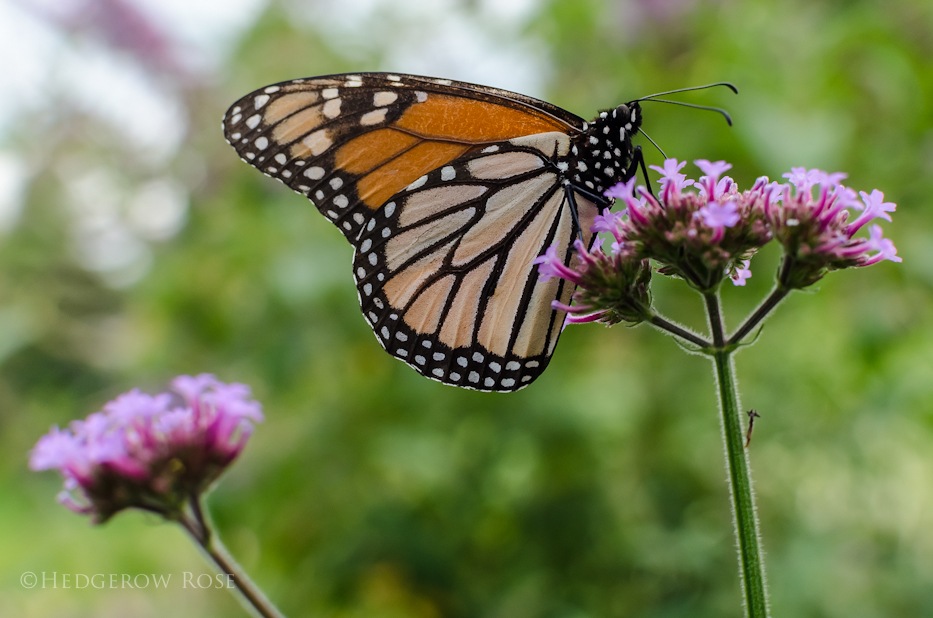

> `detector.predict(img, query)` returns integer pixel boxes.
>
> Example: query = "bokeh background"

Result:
[1,0,931,616]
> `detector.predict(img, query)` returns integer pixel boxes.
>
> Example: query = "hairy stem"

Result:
[648,313,712,348]
[704,291,770,618]
[179,501,286,618]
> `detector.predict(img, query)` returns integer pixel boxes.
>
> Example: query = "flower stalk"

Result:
[705,291,770,617]
[178,495,286,618]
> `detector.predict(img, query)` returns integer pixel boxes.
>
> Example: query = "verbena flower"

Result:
[535,159,900,312]
[533,238,652,326]
[601,159,771,290]
[29,375,263,523]
[765,176,901,288]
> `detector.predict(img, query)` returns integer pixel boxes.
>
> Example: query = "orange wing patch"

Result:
[394,95,568,142]
[356,141,471,209]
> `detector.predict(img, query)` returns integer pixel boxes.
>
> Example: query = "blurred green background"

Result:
[1,0,931,616]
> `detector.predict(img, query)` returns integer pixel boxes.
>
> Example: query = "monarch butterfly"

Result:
[222,73,728,392]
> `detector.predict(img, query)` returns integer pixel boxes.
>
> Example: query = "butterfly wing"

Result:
[222,73,583,241]
[224,73,598,392]
[353,132,597,392]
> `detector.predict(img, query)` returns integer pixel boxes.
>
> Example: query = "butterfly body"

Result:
[223,73,642,391]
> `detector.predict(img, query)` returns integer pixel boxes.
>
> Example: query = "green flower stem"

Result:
[648,313,712,348]
[178,499,286,618]
[704,291,770,618]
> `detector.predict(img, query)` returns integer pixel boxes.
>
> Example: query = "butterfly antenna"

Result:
[638,128,667,159]
[639,99,733,126]
[637,82,738,99]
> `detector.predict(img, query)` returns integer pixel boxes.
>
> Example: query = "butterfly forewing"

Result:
[353,133,597,392]
[222,73,582,241]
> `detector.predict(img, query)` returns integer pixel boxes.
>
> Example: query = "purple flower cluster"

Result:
[767,168,901,287]
[532,239,652,326]
[535,159,900,323]
[29,375,263,523]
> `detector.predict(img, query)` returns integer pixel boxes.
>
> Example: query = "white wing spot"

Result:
[302,130,332,156]
[377,273,384,281]
[415,355,426,365]
[368,253,377,266]
[441,166,456,181]
[322,88,339,99]
[298,185,309,191]
[432,368,444,377]
[343,222,351,230]
[360,109,388,125]
[468,372,480,383]
[521,375,533,382]
[246,114,261,129]
[381,228,391,238]
[472,352,484,362]
[415,91,428,102]
[481,145,499,153]
[484,377,495,387]
[266,167,277,173]
[368,311,378,322]
[364,283,373,296]
[433,353,445,361]
[381,326,390,338]
[387,74,401,81]
[397,349,408,357]
[557,162,568,172]
[367,219,376,231]
[374,91,398,106]
[254,94,270,109]
[255,137,269,150]
[396,331,408,341]
[231,114,242,124]
[246,152,255,159]
[435,79,452,85]
[334,195,349,208]
[501,378,515,388]
[327,210,338,218]
[373,298,384,309]
[315,191,325,201]
[422,340,432,348]
[231,132,241,139]
[357,267,366,279]
[577,161,587,172]
[457,357,467,367]
[330,177,343,190]
[275,153,287,164]
[360,239,372,252]
[305,166,325,180]
[232,106,241,114]
[323,98,342,118]
[264,86,280,94]
[506,361,520,371]
[407,175,428,191]
[384,202,396,217]
[489,362,501,373]
[525,360,540,368]
[450,373,461,381]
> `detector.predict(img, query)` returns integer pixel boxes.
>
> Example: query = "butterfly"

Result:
[223,72,647,392]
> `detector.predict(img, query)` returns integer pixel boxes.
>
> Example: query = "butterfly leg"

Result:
[562,181,587,244]
[624,145,655,198]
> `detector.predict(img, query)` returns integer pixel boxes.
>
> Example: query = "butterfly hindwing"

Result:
[222,73,583,242]
[353,132,597,392]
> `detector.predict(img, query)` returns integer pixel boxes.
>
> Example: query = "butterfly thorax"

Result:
[565,102,643,195]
